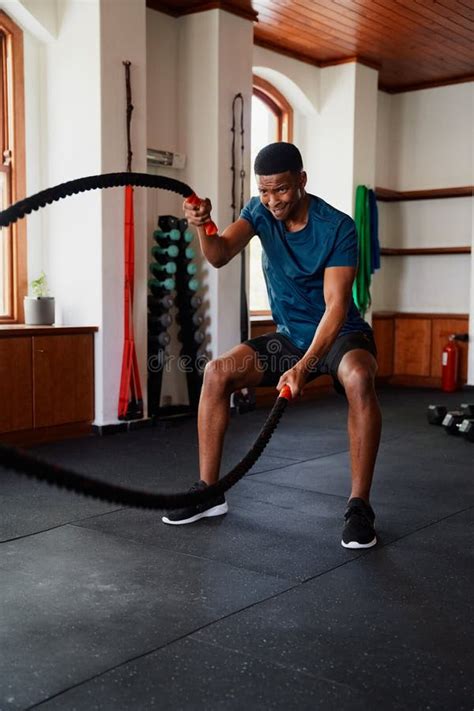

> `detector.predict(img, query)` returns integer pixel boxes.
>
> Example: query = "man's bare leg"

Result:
[337,350,381,503]
[198,344,265,485]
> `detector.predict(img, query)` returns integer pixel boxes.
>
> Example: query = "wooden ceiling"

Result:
[148,0,474,92]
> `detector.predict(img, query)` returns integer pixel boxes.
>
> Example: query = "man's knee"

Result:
[339,354,377,400]
[203,347,262,393]
[203,358,234,393]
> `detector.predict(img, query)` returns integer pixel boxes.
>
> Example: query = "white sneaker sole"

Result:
[341,536,377,549]
[162,501,228,525]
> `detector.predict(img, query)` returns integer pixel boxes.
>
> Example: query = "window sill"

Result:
[250,313,274,327]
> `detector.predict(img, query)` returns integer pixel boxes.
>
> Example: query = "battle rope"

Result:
[0,172,292,508]
[0,386,291,509]
[0,172,197,227]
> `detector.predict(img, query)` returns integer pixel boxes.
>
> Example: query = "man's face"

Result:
[256,170,307,221]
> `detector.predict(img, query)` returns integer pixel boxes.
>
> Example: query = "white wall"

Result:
[178,9,253,358]
[353,64,378,194]
[373,255,470,314]
[99,0,147,423]
[373,81,473,382]
[0,0,57,41]
[42,0,102,326]
[146,9,182,220]
[392,84,473,190]
[9,0,150,424]
[375,90,393,189]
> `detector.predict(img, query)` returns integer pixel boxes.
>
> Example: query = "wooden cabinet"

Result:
[394,318,432,376]
[251,313,469,395]
[0,326,97,443]
[0,337,33,433]
[371,316,394,377]
[373,312,469,387]
[33,335,94,428]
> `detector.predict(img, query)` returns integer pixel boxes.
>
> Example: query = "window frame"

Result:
[253,75,293,143]
[250,76,293,316]
[0,11,26,324]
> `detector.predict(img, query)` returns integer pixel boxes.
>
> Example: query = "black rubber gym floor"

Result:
[1,387,473,710]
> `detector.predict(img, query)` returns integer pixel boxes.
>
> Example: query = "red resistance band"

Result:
[118,185,143,420]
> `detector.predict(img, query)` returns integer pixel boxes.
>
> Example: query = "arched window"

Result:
[249,76,293,314]
[0,11,26,322]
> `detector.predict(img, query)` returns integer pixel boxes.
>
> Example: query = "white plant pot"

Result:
[24,296,55,325]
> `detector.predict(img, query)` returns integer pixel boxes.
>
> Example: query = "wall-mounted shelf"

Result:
[375,186,473,202]
[381,246,471,256]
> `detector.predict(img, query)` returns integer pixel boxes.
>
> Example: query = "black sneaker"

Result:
[162,480,228,525]
[341,497,377,549]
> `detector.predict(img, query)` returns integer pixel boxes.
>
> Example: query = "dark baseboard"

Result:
[93,418,154,436]
[1,421,93,447]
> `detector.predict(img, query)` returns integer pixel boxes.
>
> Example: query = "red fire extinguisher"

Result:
[441,333,468,393]
[441,335,459,392]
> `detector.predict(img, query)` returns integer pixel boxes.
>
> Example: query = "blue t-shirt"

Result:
[240,194,372,351]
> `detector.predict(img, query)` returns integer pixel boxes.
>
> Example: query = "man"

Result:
[162,142,381,549]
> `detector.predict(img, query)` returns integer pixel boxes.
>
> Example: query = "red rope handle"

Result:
[186,193,219,236]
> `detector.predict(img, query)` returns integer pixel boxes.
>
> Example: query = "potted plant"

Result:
[24,271,55,325]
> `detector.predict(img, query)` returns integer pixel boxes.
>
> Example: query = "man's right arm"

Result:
[183,198,254,268]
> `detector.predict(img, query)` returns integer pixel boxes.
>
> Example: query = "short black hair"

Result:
[254,142,303,176]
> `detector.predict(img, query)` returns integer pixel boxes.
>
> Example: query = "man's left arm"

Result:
[276,266,356,397]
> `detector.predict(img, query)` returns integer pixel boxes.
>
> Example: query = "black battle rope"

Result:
[0,172,196,228]
[0,391,290,509]
[0,173,292,508]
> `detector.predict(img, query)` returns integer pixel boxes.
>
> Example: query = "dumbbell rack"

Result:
[147,215,205,418]
[174,223,206,411]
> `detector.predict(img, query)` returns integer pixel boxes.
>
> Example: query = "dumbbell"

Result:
[150,262,177,277]
[152,244,179,260]
[148,332,171,348]
[442,411,466,435]
[189,294,202,309]
[427,403,474,426]
[178,294,202,310]
[459,419,474,442]
[148,313,173,329]
[178,329,205,345]
[185,247,196,260]
[177,311,203,327]
[183,229,194,244]
[158,215,179,232]
[427,405,447,425]
[460,403,474,417]
[153,228,181,246]
[185,263,198,276]
[148,294,174,312]
[148,277,175,295]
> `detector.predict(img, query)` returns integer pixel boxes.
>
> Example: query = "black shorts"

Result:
[243,330,377,393]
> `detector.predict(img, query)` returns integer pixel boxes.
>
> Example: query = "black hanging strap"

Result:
[123,61,133,172]
[231,93,248,342]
